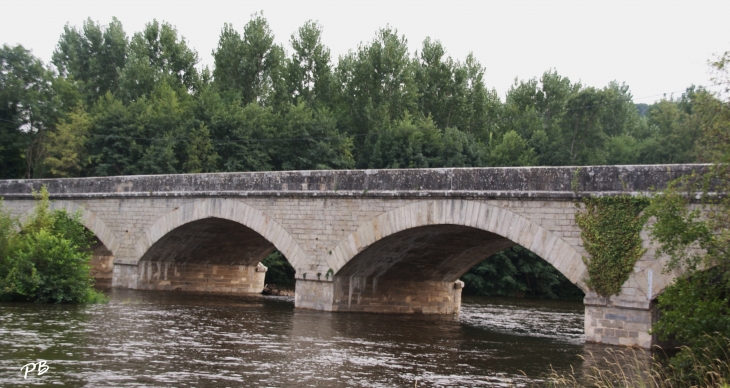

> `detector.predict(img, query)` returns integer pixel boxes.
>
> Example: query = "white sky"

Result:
[2,0,729,103]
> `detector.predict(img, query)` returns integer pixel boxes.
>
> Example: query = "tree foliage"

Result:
[261,250,296,289]
[575,197,650,298]
[646,53,730,380]
[2,14,725,181]
[461,245,584,300]
[0,187,107,303]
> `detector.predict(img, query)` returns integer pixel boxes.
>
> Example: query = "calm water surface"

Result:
[0,290,613,387]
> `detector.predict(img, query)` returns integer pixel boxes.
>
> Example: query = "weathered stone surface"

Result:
[585,304,655,348]
[0,164,707,348]
[137,262,266,294]
[295,279,334,311]
[0,164,710,199]
[90,240,114,289]
[331,277,464,314]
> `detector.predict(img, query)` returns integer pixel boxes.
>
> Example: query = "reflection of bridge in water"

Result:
[0,164,707,348]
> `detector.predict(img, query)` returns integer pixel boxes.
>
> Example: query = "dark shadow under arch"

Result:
[137,217,293,294]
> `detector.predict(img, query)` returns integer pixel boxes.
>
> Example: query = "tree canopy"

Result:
[1,13,720,180]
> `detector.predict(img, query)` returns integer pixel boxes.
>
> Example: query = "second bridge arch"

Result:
[300,200,589,314]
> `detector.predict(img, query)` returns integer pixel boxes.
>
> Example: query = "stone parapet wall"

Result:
[0,164,709,200]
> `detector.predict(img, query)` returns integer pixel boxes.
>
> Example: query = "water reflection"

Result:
[0,290,632,387]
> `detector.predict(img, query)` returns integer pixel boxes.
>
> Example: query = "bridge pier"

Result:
[332,277,463,314]
[295,279,335,311]
[112,263,139,289]
[89,241,115,289]
[294,278,464,314]
[584,296,656,348]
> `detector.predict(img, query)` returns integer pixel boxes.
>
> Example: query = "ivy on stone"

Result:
[575,196,650,298]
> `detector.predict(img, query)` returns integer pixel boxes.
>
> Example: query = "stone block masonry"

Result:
[584,304,654,348]
[0,164,711,348]
[137,262,267,294]
[331,277,464,314]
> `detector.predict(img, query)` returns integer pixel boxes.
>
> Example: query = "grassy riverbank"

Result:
[544,335,730,388]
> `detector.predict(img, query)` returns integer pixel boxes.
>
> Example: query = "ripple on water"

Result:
[0,290,590,387]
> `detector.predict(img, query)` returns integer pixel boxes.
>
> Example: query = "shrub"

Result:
[0,187,107,303]
[261,250,296,289]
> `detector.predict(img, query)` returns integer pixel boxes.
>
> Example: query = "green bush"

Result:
[261,251,296,288]
[0,187,108,303]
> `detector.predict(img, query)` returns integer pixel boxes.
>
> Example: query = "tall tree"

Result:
[287,21,334,108]
[43,107,91,177]
[414,40,499,139]
[271,102,354,170]
[86,93,140,176]
[462,53,502,140]
[503,70,579,165]
[212,13,286,107]
[119,20,199,101]
[0,45,56,178]
[336,27,418,166]
[415,38,468,130]
[52,18,128,105]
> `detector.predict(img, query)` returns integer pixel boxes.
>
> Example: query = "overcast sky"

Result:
[2,0,729,103]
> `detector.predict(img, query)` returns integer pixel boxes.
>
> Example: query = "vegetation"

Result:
[0,14,721,181]
[0,187,107,303]
[575,197,650,298]
[261,250,296,289]
[461,246,584,300]
[544,335,730,388]
[640,51,730,383]
[547,50,730,386]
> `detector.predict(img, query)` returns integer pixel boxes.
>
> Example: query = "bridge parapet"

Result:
[0,164,710,199]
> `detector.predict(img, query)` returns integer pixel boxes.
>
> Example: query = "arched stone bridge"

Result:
[0,165,707,348]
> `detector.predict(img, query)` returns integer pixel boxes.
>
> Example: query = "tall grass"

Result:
[544,335,730,388]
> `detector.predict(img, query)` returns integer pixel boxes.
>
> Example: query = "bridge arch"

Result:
[326,200,588,292]
[132,198,306,293]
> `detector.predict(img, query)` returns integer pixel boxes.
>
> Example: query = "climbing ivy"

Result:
[575,196,650,298]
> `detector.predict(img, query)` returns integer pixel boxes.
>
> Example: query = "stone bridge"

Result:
[0,165,708,348]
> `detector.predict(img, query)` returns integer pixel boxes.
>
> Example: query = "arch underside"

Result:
[332,224,517,314]
[336,225,516,282]
[90,240,114,288]
[137,218,276,294]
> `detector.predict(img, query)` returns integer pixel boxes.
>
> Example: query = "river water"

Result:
[0,290,623,387]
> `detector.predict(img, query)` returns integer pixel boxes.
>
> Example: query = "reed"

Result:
[543,335,730,388]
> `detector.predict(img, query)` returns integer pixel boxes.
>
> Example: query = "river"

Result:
[0,290,631,387]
